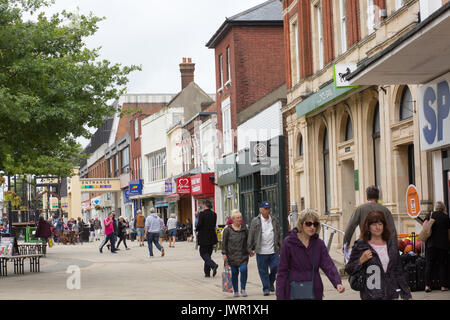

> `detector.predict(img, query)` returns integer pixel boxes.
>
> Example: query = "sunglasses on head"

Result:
[304,221,319,228]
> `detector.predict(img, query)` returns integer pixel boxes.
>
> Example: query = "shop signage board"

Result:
[80,178,121,192]
[176,177,191,194]
[191,173,215,196]
[418,72,450,151]
[406,184,421,219]
[217,154,237,186]
[128,179,143,196]
[296,82,358,118]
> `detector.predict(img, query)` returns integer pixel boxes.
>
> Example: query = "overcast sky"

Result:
[44,0,265,95]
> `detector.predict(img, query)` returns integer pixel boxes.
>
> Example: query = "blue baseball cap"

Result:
[260,201,270,208]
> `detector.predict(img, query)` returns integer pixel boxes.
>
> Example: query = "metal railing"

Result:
[321,222,345,253]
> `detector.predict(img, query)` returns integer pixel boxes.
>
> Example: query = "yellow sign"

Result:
[80,178,121,192]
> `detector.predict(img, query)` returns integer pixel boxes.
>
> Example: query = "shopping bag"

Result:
[48,238,53,248]
[222,263,233,293]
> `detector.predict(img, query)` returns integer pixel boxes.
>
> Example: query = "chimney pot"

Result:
[179,58,195,90]
[183,57,186,63]
[188,58,192,63]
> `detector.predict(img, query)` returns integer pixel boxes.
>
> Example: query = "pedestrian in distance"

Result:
[145,208,165,258]
[167,214,177,247]
[196,200,219,278]
[343,185,398,256]
[89,219,95,242]
[345,211,412,300]
[77,217,84,245]
[107,213,119,250]
[247,201,282,296]
[222,210,250,298]
[99,212,117,254]
[116,216,130,250]
[424,201,450,292]
[94,217,102,241]
[129,216,136,242]
[135,210,146,247]
[35,216,52,255]
[186,218,193,242]
[276,209,345,300]
[56,218,64,244]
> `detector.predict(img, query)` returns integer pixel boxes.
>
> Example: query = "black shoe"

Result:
[212,264,219,277]
[205,274,211,278]
[270,284,275,292]
[263,290,270,296]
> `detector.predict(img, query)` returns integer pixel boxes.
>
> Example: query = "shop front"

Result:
[238,136,288,235]
[176,177,192,226]
[128,179,143,217]
[217,154,239,224]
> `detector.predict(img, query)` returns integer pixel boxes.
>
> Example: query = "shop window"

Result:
[121,147,129,174]
[373,103,381,187]
[323,127,331,213]
[316,3,324,70]
[345,114,353,141]
[339,0,347,53]
[400,86,414,120]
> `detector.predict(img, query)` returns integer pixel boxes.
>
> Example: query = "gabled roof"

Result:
[206,0,283,48]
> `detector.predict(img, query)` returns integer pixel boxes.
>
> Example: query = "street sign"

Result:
[406,184,421,218]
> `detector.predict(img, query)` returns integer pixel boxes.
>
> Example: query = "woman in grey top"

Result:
[167,214,178,248]
[222,210,250,298]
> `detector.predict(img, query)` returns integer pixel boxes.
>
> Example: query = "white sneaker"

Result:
[233,292,240,298]
[241,290,248,297]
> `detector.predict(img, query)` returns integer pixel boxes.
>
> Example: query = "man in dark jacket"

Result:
[36,216,52,255]
[195,200,218,277]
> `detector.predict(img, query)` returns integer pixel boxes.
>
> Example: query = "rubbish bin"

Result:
[82,227,90,242]
[26,226,40,243]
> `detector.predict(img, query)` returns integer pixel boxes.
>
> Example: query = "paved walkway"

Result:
[0,239,449,300]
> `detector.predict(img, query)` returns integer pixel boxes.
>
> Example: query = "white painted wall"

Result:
[237,101,283,151]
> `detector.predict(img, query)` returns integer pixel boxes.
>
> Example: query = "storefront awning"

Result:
[347,3,450,85]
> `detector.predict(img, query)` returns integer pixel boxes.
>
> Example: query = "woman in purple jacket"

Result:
[276,209,345,300]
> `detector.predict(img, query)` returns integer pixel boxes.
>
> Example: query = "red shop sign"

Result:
[191,173,214,196]
[176,177,191,194]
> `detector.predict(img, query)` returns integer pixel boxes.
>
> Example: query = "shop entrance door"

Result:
[341,159,356,245]
[180,196,192,226]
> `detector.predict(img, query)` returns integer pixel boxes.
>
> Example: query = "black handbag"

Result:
[349,265,366,291]
[289,241,317,300]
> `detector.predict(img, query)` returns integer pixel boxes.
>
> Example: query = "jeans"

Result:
[147,232,163,256]
[230,264,248,292]
[99,233,116,252]
[199,245,217,275]
[256,253,279,292]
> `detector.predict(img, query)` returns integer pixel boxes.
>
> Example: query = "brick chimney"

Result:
[179,57,195,90]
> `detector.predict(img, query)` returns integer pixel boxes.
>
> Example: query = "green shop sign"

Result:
[296,82,358,118]
[217,154,238,187]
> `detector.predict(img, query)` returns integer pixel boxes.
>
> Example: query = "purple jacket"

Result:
[276,229,342,300]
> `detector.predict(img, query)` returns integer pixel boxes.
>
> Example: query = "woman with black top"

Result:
[116,216,130,250]
[424,201,450,292]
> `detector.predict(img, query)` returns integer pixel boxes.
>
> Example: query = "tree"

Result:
[0,0,140,177]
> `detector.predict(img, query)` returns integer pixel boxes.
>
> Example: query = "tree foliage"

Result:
[0,0,140,177]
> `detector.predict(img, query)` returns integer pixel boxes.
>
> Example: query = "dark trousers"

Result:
[425,246,448,288]
[117,234,128,249]
[199,245,217,276]
[100,233,116,252]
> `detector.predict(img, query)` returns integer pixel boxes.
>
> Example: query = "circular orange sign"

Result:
[406,185,421,218]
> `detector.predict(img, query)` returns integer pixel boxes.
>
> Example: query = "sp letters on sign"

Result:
[419,73,450,151]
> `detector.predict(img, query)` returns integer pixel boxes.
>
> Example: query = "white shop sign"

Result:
[418,72,450,151]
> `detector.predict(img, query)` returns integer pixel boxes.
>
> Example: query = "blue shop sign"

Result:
[128,179,143,196]
[123,189,132,203]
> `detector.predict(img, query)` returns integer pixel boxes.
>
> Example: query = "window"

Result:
[115,154,119,177]
[339,0,347,53]
[299,135,303,156]
[147,149,166,182]
[316,4,324,70]
[218,54,223,89]
[345,115,353,141]
[121,147,129,174]
[222,98,232,154]
[226,47,231,83]
[400,86,413,120]
[408,144,415,185]
[367,0,375,34]
[323,127,331,213]
[373,103,381,187]
[134,118,139,139]
[290,20,301,83]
